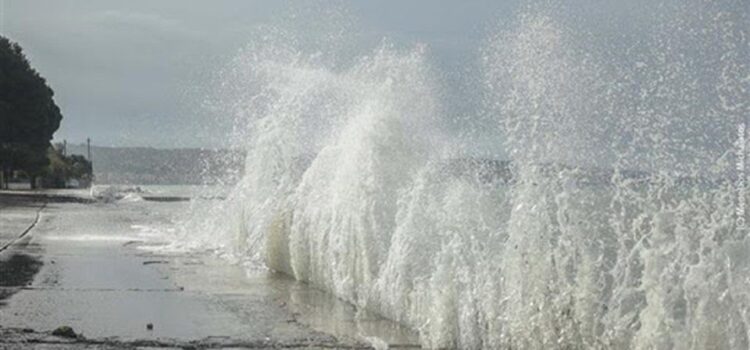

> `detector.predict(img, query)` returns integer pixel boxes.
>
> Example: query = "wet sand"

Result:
[0,192,419,349]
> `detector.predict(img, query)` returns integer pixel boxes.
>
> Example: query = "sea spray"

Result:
[178,0,750,348]
[286,44,440,305]
[482,1,749,348]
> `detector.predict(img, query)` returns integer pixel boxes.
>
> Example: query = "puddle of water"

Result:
[165,253,420,347]
[0,253,44,306]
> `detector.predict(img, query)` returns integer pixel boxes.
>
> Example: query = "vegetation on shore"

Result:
[0,36,90,189]
[44,144,93,188]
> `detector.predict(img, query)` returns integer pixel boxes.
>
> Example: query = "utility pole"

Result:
[87,138,94,186]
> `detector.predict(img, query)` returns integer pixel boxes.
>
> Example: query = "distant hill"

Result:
[60,145,714,188]
[64,144,244,185]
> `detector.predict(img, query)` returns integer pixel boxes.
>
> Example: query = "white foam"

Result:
[178,1,750,348]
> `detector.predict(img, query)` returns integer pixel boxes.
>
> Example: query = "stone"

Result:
[51,325,77,338]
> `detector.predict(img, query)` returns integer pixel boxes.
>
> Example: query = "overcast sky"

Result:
[2,0,519,148]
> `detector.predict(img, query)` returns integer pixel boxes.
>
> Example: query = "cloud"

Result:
[88,10,198,39]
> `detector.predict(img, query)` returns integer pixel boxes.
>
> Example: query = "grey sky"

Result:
[2,0,517,148]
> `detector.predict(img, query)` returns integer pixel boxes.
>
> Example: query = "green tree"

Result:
[44,145,92,188]
[0,36,63,188]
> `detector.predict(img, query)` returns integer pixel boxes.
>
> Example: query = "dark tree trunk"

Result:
[1,169,8,189]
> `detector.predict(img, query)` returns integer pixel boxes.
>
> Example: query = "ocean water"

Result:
[176,1,749,348]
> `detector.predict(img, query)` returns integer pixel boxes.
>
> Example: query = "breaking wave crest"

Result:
[180,1,749,348]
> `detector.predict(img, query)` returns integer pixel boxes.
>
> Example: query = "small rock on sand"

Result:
[51,325,78,338]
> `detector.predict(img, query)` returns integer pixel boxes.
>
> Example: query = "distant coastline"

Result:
[64,144,244,185]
